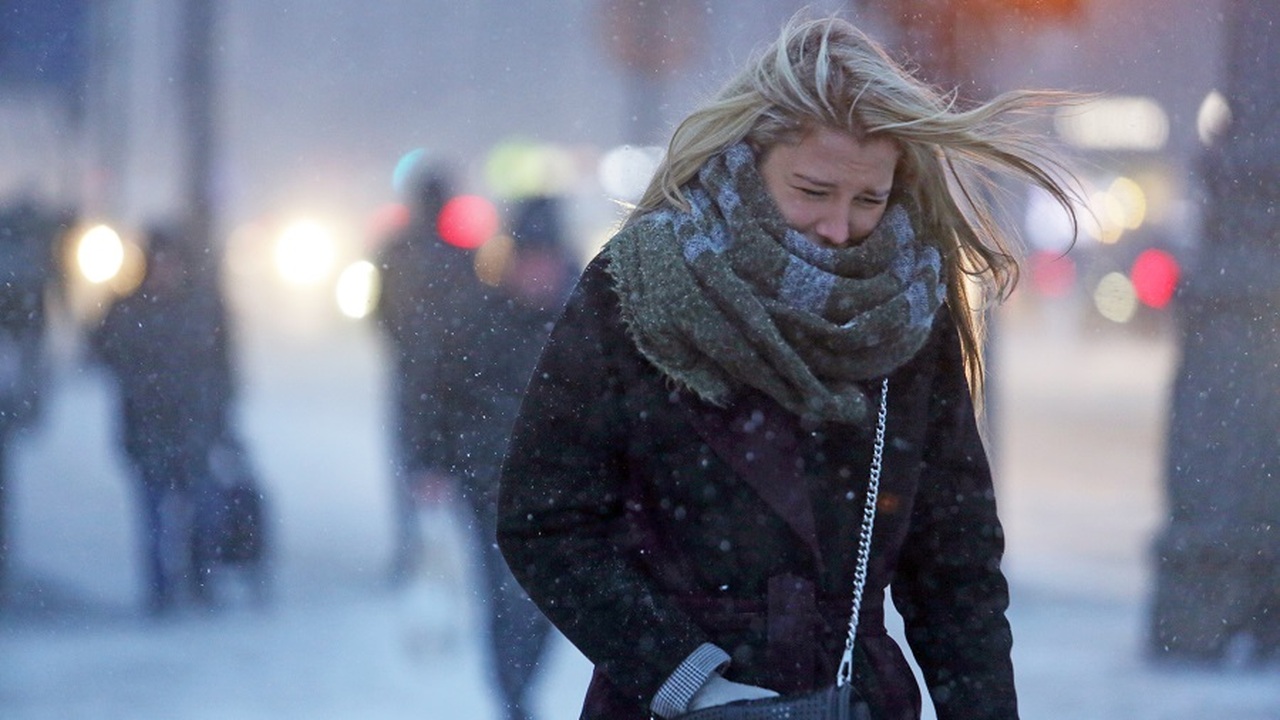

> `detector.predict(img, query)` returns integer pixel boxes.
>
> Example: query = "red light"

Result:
[1029,250,1076,298]
[1130,248,1180,308]
[437,195,499,249]
[367,202,410,243]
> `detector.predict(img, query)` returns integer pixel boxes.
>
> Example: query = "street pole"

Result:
[1150,0,1280,665]
[179,0,217,272]
[595,0,701,146]
[85,0,131,218]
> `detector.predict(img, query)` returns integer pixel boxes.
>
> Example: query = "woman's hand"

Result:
[687,674,779,711]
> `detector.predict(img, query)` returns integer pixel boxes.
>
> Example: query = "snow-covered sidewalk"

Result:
[2,314,1278,719]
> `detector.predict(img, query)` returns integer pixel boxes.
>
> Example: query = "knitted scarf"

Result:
[605,142,945,426]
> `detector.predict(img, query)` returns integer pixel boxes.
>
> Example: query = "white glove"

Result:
[686,674,779,711]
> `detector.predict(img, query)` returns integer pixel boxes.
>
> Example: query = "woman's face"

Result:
[758,125,899,248]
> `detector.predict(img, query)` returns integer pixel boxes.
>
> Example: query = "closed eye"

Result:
[797,186,827,197]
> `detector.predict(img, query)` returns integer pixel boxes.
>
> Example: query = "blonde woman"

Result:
[498,12,1078,720]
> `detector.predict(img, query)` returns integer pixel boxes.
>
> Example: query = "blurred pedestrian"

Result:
[441,196,577,720]
[0,196,67,596]
[91,222,236,615]
[497,12,1080,720]
[373,159,483,583]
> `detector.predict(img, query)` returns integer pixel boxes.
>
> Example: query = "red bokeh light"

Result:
[367,202,410,244]
[1029,250,1077,298]
[1130,248,1180,308]
[437,195,499,249]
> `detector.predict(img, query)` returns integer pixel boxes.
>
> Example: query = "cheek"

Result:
[851,206,889,241]
[774,198,814,230]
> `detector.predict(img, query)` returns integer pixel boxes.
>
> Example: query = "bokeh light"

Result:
[1196,90,1232,146]
[474,234,514,287]
[391,148,428,196]
[1028,250,1077,298]
[1093,272,1138,323]
[1023,186,1079,254]
[1108,177,1147,231]
[437,195,499,249]
[368,202,411,243]
[335,260,380,319]
[275,219,337,286]
[598,145,664,203]
[1090,189,1126,244]
[484,140,576,198]
[1082,176,1149,245]
[76,224,125,284]
[1130,248,1180,309]
[1055,96,1169,151]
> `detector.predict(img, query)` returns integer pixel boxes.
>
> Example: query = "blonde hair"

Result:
[632,12,1081,403]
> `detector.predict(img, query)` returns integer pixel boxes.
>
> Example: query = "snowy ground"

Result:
[2,302,1278,719]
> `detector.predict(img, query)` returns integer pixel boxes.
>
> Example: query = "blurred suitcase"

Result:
[215,479,266,565]
[205,433,271,603]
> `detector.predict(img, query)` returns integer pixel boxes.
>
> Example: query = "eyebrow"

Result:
[794,173,892,198]
[793,172,836,189]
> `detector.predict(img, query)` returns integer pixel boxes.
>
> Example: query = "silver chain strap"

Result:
[837,377,889,687]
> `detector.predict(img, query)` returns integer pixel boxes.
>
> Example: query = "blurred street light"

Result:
[1054,96,1170,151]
[74,224,124,284]
[274,219,337,286]
[598,144,664,203]
[335,260,379,320]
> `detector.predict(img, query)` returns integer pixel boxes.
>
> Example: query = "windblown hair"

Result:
[632,12,1082,403]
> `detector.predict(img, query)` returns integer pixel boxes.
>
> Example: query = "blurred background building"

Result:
[0,0,1224,342]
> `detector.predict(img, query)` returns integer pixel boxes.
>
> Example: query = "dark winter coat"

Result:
[93,283,231,484]
[431,283,571,499]
[375,221,482,474]
[497,255,1016,720]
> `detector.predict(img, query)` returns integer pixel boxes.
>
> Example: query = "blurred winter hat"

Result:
[144,219,195,265]
[138,218,203,288]
[510,196,564,249]
[393,149,456,219]
[409,164,455,219]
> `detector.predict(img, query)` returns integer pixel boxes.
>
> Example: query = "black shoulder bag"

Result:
[678,379,888,720]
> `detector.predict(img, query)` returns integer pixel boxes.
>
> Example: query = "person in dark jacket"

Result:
[430,196,578,720]
[374,160,482,583]
[92,222,234,615]
[496,13,1080,720]
[0,198,67,595]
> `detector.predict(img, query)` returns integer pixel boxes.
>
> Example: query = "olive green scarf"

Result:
[605,142,945,425]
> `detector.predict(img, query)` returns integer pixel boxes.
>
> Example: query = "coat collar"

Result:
[684,390,825,569]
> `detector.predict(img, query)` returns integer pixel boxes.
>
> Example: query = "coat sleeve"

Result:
[497,257,716,709]
[891,312,1018,720]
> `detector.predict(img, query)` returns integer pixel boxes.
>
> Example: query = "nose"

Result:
[814,208,852,247]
